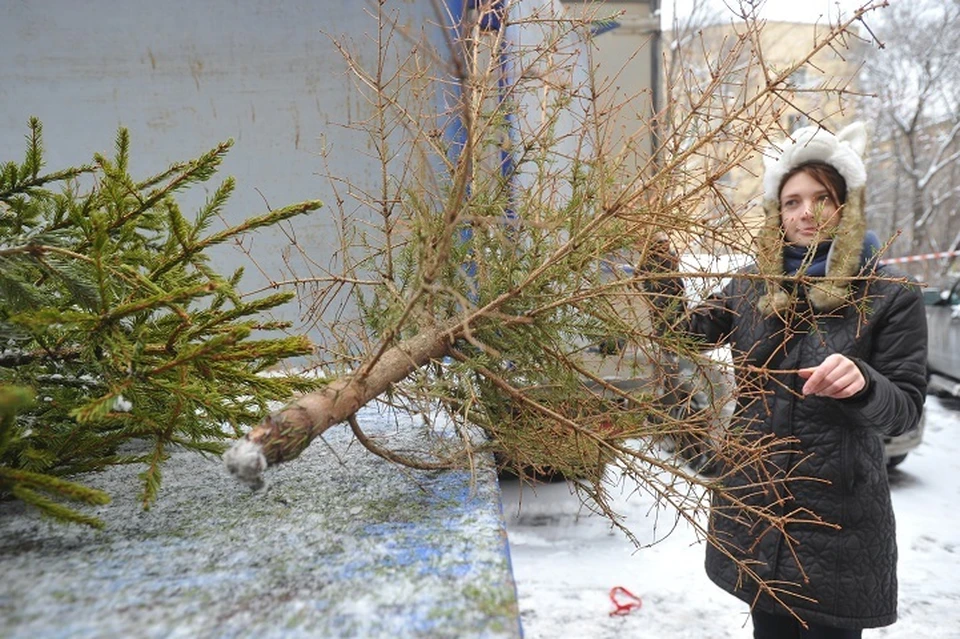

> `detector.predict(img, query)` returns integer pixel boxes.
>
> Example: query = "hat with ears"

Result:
[756,122,869,314]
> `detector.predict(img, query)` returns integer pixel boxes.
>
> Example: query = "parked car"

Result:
[925,277,960,398]
[876,279,960,469]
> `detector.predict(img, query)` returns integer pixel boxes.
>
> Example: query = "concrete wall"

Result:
[562,0,659,168]
[0,0,432,339]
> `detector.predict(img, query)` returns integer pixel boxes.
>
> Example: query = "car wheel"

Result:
[886,454,908,469]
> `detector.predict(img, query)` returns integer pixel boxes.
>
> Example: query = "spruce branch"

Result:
[9,484,107,529]
[149,199,323,280]
[1,121,322,525]
[0,119,94,202]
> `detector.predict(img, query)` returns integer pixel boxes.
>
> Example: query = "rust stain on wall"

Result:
[189,57,203,91]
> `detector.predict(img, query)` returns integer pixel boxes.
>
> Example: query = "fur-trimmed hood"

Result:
[756,122,869,314]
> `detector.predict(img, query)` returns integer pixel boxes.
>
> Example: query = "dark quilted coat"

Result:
[683,266,927,629]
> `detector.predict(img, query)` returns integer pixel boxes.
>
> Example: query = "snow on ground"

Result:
[501,395,960,639]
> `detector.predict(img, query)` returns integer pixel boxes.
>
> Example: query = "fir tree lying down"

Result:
[0,119,322,527]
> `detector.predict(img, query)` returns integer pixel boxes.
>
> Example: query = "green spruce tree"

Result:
[0,118,323,527]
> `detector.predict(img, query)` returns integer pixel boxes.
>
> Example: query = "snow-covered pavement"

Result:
[501,396,960,639]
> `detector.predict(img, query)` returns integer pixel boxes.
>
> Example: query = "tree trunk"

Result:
[224,324,455,488]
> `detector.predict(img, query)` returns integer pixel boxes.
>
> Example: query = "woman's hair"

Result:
[777,161,847,208]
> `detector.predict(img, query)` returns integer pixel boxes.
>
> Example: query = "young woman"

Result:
[650,123,928,638]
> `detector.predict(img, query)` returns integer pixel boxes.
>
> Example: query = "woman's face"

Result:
[779,170,841,246]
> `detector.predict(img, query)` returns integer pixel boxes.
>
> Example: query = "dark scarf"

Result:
[784,241,831,276]
[783,230,883,277]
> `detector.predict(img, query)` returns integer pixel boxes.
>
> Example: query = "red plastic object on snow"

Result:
[608,586,643,616]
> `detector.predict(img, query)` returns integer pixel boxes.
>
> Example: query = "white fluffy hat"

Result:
[762,122,868,202]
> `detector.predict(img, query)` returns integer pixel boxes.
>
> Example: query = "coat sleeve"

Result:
[839,283,928,437]
[682,289,738,347]
[642,286,738,353]
[638,245,738,348]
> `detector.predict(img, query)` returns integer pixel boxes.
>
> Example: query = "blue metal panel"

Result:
[0,405,522,638]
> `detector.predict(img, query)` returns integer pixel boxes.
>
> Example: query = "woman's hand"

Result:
[797,353,866,399]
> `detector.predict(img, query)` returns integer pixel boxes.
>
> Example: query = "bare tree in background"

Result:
[661,0,725,89]
[860,0,960,284]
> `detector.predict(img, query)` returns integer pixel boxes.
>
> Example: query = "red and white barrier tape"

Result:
[879,249,960,265]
